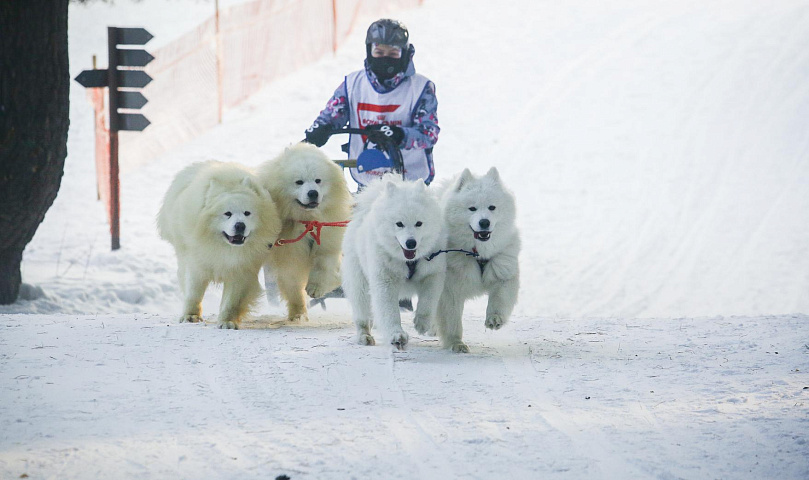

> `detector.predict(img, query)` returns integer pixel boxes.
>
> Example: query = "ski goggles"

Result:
[370,43,403,58]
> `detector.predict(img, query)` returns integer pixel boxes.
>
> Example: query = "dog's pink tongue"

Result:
[403,249,416,260]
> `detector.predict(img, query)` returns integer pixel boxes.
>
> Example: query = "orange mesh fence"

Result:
[118,18,219,170]
[87,88,111,222]
[219,0,333,110]
[118,0,423,171]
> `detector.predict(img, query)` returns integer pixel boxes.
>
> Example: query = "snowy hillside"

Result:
[5,0,809,318]
[2,0,808,479]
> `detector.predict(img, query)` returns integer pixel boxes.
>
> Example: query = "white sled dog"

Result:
[257,143,352,321]
[435,167,520,352]
[342,175,447,349]
[157,161,281,329]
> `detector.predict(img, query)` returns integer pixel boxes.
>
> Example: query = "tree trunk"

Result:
[0,1,70,304]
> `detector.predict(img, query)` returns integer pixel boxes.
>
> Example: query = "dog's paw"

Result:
[358,333,376,346]
[414,314,432,335]
[180,314,202,324]
[450,342,470,353]
[305,281,327,300]
[390,331,409,350]
[288,312,309,322]
[217,320,239,330]
[306,273,340,299]
[485,314,506,330]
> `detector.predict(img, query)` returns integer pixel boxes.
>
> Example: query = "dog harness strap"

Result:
[424,248,479,261]
[406,260,418,280]
[274,220,350,247]
[308,220,350,246]
[473,247,488,275]
[274,222,314,247]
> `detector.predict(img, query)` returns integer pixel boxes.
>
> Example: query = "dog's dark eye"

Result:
[295,180,304,185]
[396,222,404,228]
[415,221,422,227]
[489,205,496,211]
[244,211,251,216]
[225,212,232,217]
[315,179,321,184]
[469,207,477,212]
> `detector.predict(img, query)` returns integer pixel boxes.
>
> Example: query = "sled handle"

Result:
[301,127,405,178]
[326,127,405,177]
[326,127,371,137]
[333,159,357,168]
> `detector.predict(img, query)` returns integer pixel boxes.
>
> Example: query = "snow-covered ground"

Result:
[2,0,809,478]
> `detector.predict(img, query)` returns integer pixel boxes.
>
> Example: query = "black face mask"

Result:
[368,56,403,80]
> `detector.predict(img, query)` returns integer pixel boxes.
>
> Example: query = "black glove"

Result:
[304,122,332,147]
[364,124,405,146]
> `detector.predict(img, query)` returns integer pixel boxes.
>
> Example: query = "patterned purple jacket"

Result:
[311,46,440,153]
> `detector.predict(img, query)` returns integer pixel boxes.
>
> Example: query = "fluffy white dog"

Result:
[157,161,281,329]
[257,143,352,321]
[342,175,447,349]
[434,167,520,352]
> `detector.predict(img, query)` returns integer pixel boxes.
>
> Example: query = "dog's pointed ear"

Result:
[240,175,264,197]
[204,179,220,206]
[385,179,398,195]
[486,167,501,182]
[455,168,474,192]
[240,176,254,195]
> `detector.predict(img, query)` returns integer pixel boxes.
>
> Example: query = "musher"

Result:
[303,18,440,188]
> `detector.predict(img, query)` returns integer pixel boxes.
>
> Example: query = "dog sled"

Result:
[325,127,407,180]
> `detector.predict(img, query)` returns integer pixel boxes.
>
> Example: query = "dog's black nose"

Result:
[405,238,417,250]
[234,222,246,234]
[479,218,490,229]
[308,190,319,200]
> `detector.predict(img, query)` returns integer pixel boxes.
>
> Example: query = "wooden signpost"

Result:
[75,27,154,250]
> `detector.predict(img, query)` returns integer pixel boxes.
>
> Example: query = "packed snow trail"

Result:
[2,0,809,478]
[2,313,808,479]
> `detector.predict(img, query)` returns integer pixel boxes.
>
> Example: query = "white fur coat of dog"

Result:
[434,167,520,352]
[341,176,447,349]
[157,161,281,329]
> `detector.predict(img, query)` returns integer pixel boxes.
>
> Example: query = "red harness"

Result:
[273,220,350,247]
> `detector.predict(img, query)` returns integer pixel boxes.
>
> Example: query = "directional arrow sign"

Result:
[117,27,153,46]
[117,48,155,67]
[74,69,108,88]
[118,113,151,131]
[117,91,148,110]
[117,70,152,88]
